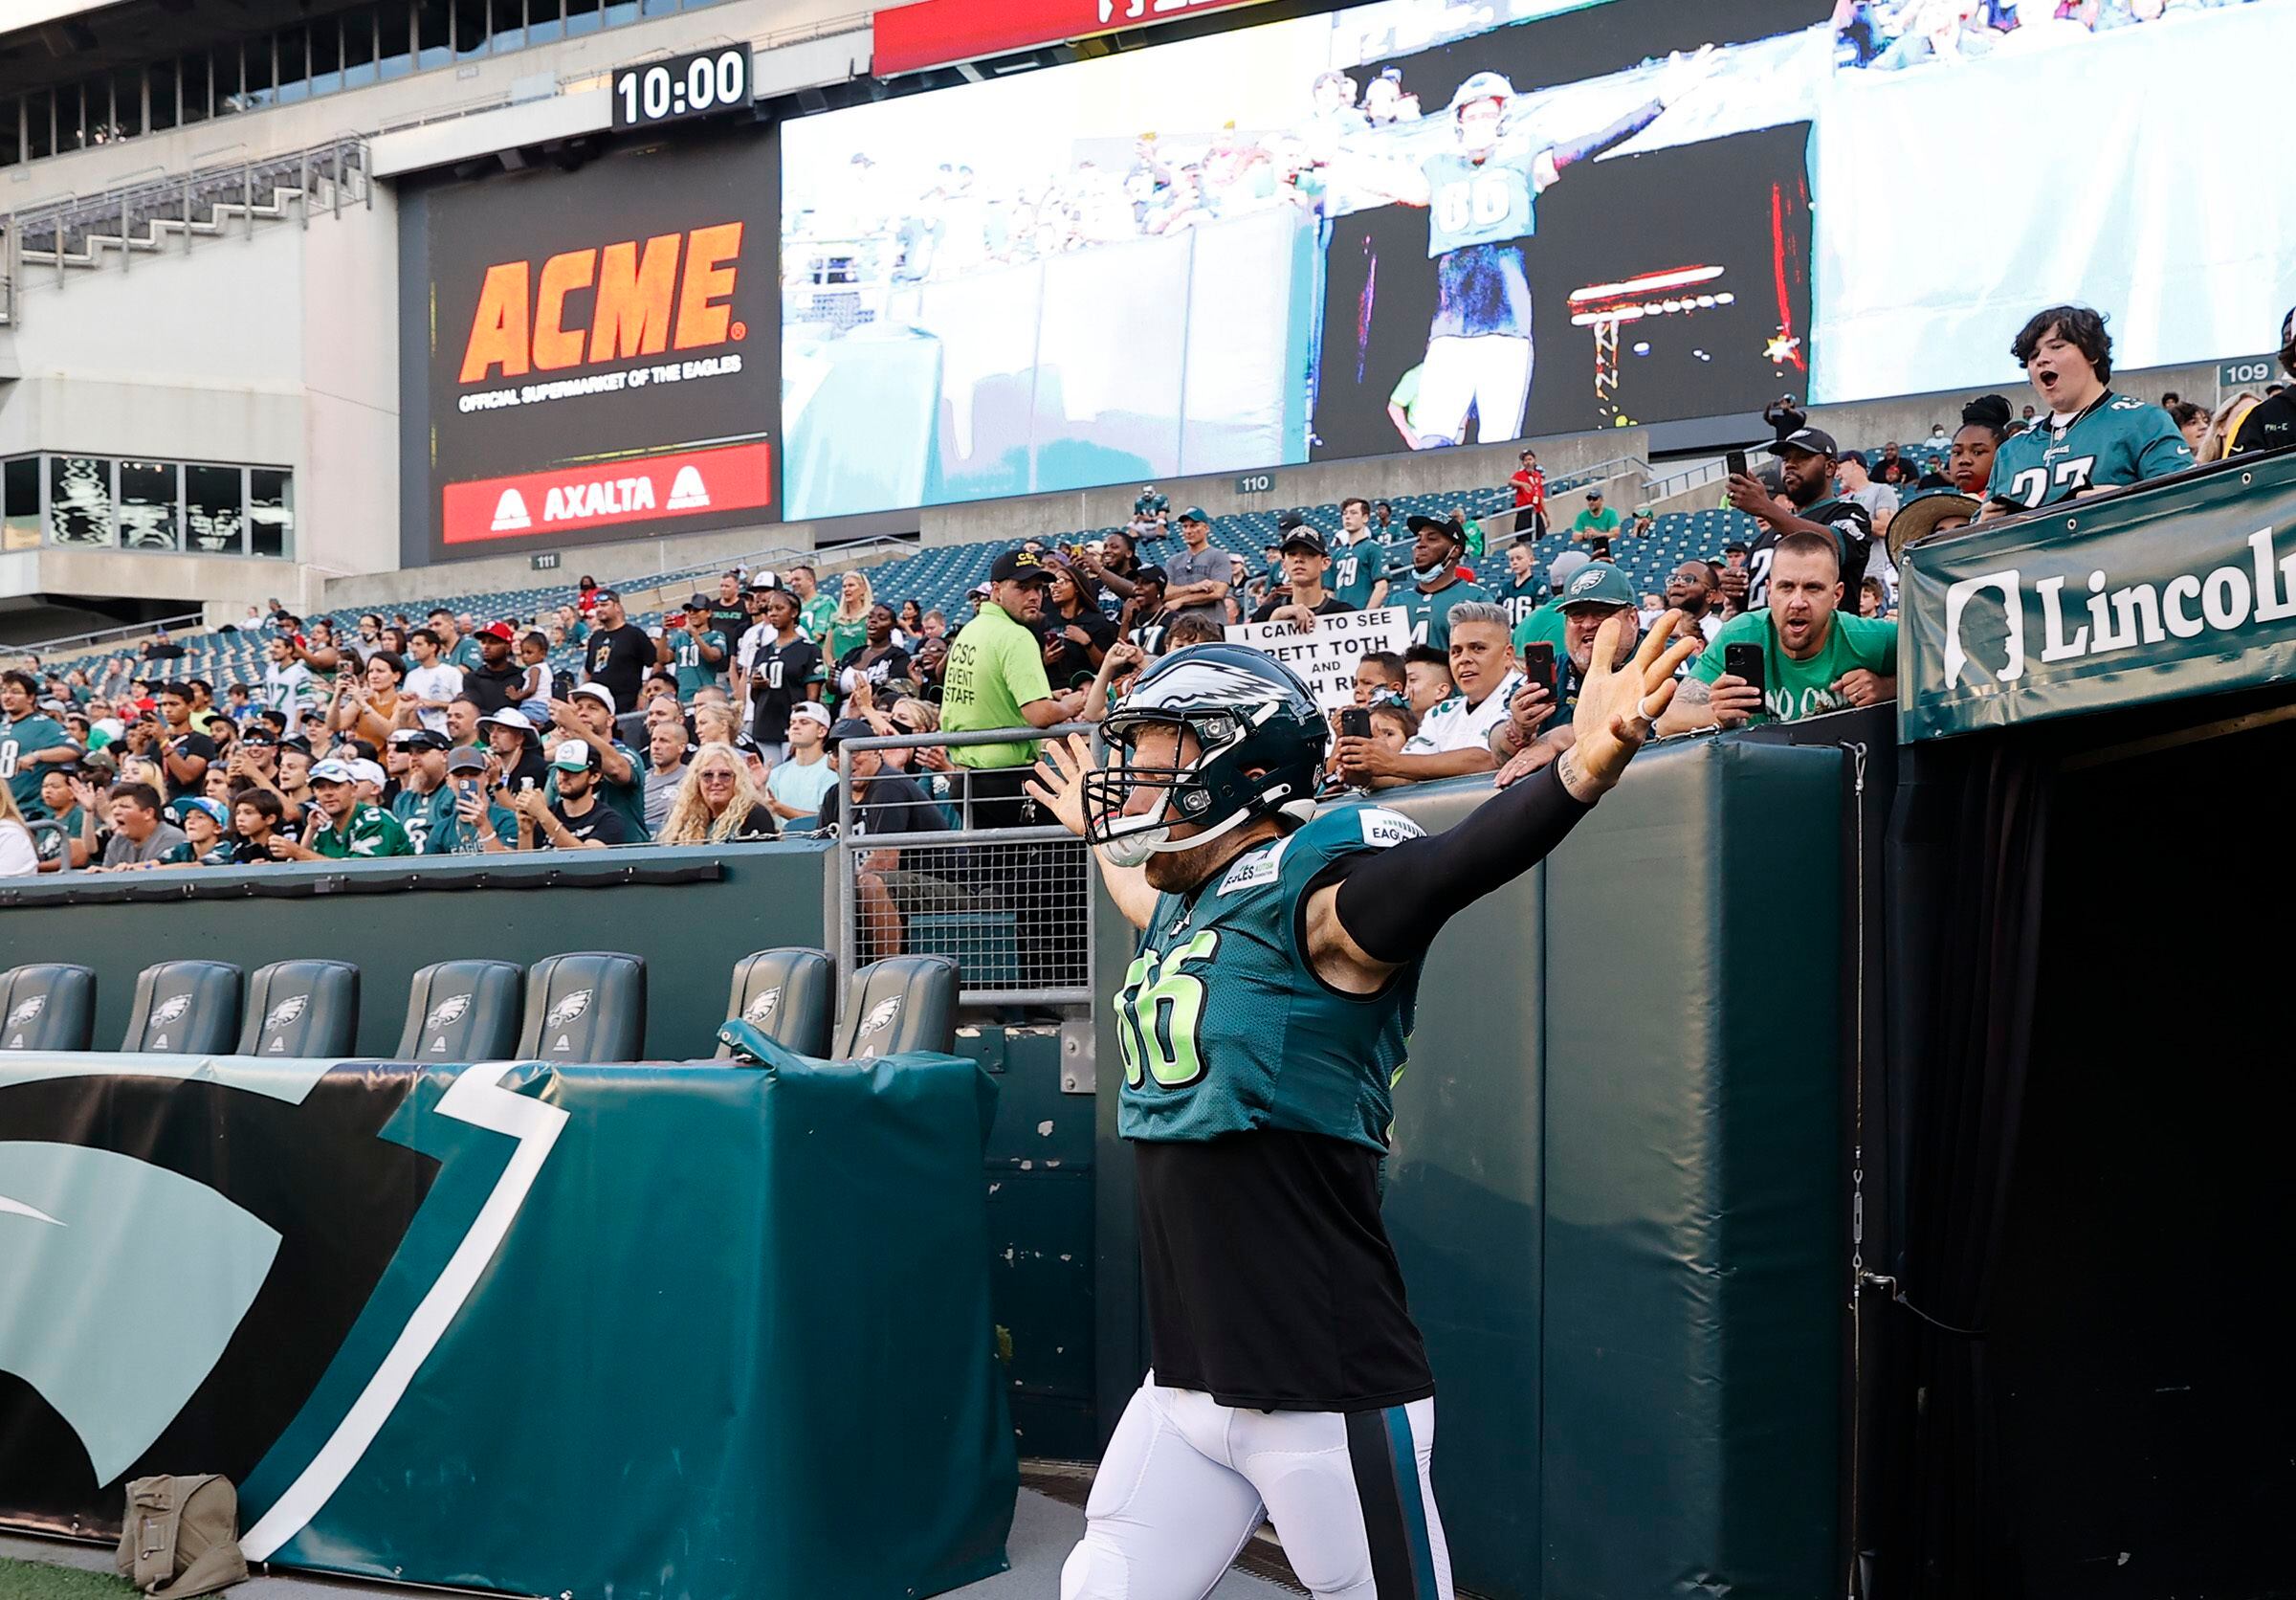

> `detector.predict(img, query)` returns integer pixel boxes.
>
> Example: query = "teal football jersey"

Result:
[1423,145,1541,257]
[1116,805,1428,1153]
[1987,391,2193,510]
[1400,578,1493,651]
[0,713,70,809]
[1489,574,1543,629]
[1329,538,1390,611]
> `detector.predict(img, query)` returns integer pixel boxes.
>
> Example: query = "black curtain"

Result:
[1875,731,2050,1597]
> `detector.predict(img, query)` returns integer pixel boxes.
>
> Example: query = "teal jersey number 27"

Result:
[1987,391,2194,510]
[1116,804,1427,1153]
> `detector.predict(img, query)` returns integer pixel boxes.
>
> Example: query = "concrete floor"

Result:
[1,1490,1297,1600]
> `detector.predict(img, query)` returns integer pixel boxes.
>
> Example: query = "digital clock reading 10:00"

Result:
[612,47,751,129]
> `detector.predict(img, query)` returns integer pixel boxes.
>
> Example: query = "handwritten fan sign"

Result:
[1225,606,1409,711]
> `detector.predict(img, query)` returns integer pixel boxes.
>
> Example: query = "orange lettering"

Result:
[532,248,597,371]
[672,222,742,351]
[587,233,682,365]
[459,260,532,384]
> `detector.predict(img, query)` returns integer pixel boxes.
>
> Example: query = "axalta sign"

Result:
[456,222,747,384]
[872,0,1267,76]
[440,441,773,545]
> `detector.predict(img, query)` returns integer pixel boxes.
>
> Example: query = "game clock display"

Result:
[612,47,752,130]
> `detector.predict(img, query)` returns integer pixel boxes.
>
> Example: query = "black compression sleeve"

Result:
[1549,99,1665,173]
[1329,763,1594,967]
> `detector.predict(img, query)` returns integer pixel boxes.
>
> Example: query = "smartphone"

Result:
[1337,707,1372,740]
[1726,449,1750,479]
[1522,643,1556,695]
[1724,642,1766,700]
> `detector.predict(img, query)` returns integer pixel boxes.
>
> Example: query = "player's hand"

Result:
[1832,669,1888,708]
[1567,611,1697,796]
[1654,42,1718,108]
[1705,672,1765,726]
[1024,732,1095,839]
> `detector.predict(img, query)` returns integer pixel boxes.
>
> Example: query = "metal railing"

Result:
[832,724,1095,1008]
[2,611,207,670]
[1,136,370,300]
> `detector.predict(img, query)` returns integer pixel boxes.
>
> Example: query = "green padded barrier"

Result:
[962,1025,1098,1462]
[0,842,830,1062]
[1093,737,1843,1598]
[0,1048,1016,1600]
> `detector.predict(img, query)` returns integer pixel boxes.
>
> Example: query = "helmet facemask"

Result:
[1083,707,1292,868]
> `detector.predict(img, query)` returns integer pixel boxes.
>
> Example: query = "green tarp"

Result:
[0,1046,1016,1600]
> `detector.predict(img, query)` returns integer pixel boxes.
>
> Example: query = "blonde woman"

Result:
[824,569,874,671]
[0,784,38,876]
[656,741,778,844]
[2205,392,2263,464]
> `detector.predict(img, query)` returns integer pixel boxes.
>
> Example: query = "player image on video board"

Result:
[778,0,1829,522]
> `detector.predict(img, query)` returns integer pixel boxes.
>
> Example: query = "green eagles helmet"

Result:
[1085,643,1327,867]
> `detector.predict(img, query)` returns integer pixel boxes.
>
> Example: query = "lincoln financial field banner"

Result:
[402,128,780,564]
[1900,450,2296,741]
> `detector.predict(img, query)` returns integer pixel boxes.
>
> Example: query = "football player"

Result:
[1032,620,1696,1600]
[1354,51,1713,445]
[1981,304,2192,516]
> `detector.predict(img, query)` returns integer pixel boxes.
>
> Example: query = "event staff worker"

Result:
[582,589,657,717]
[1251,524,1355,624]
[1723,427,1876,608]
[1398,515,1491,651]
[942,548,1087,828]
[1979,304,2192,513]
[1657,530,1896,733]
[1027,621,1696,1600]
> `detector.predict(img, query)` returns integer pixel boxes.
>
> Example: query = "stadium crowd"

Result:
[0,302,2287,931]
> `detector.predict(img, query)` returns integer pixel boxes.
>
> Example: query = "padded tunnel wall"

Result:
[1096,735,1846,1600]
[0,843,832,1062]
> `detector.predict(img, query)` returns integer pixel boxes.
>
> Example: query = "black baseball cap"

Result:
[824,718,875,749]
[1405,513,1465,545]
[1767,426,1839,458]
[389,727,449,752]
[1135,565,1169,587]
[1275,512,1308,533]
[1278,526,1329,557]
[989,548,1057,585]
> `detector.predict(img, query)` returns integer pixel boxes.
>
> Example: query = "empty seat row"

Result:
[0,947,955,1063]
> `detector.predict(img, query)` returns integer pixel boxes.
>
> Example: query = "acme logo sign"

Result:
[1943,524,2296,689]
[457,222,745,385]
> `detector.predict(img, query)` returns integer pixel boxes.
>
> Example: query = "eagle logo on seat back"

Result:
[262,996,309,1035]
[853,996,902,1056]
[423,994,471,1033]
[742,988,782,1027]
[7,996,46,1029]
[147,994,192,1030]
[542,989,591,1032]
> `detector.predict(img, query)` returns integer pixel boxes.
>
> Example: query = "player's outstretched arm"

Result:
[1027,731,1159,931]
[1305,613,1696,991]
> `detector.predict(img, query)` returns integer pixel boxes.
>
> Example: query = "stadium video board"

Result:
[403,129,780,563]
[779,0,1825,522]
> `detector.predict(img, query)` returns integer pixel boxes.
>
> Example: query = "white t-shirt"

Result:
[404,663,462,733]
[1405,670,1524,755]
[0,821,37,877]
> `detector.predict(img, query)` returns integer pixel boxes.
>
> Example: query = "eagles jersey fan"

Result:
[1490,571,1544,629]
[1400,578,1492,651]
[1329,538,1390,611]
[1986,390,2192,511]
[1746,497,1872,610]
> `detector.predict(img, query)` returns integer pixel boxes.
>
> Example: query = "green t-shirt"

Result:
[800,591,839,643]
[670,628,728,699]
[1511,599,1567,656]
[309,801,414,859]
[1399,578,1492,652]
[1572,505,1622,536]
[1691,611,1898,725]
[0,713,74,810]
[943,603,1053,769]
